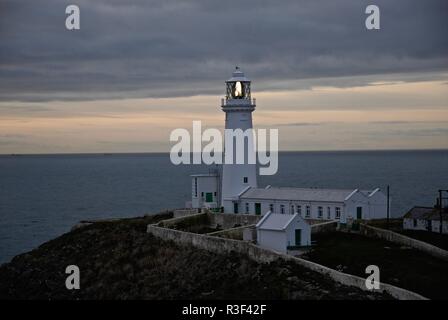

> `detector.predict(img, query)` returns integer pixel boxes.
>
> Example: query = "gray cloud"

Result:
[274,122,327,127]
[0,0,447,102]
[368,120,448,125]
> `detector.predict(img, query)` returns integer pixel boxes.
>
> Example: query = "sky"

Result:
[0,0,447,153]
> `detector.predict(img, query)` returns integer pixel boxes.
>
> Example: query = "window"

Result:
[280,205,285,214]
[269,204,274,212]
[336,207,341,219]
[306,205,311,218]
[318,206,323,219]
[234,203,239,214]
[297,205,302,215]
[291,204,294,214]
[413,219,417,228]
[243,177,248,184]
[327,207,331,220]
[194,178,198,197]
[214,192,217,196]
[201,192,204,198]
[245,203,249,214]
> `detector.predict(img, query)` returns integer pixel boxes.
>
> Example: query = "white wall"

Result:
[368,191,388,219]
[285,218,311,247]
[192,176,219,209]
[257,215,311,252]
[404,218,448,234]
[221,108,258,207]
[344,190,387,221]
[403,218,428,231]
[257,229,287,253]
[239,198,345,223]
[432,220,448,234]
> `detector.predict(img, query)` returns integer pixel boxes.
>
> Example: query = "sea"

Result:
[1,150,447,264]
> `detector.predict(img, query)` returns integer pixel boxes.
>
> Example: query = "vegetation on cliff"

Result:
[0,213,391,300]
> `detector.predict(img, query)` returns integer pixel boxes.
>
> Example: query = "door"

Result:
[205,192,213,203]
[255,203,261,215]
[356,207,363,219]
[233,203,239,214]
[295,229,302,246]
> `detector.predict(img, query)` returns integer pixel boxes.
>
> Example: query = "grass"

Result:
[302,231,448,300]
[0,213,391,300]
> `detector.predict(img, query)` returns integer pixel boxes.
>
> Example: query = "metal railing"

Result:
[221,97,256,106]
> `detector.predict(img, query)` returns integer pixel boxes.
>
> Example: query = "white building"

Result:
[189,68,389,223]
[403,206,448,234]
[238,186,388,223]
[191,172,220,209]
[256,212,311,253]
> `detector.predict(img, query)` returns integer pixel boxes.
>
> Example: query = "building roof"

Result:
[190,173,218,177]
[404,206,448,221]
[240,187,364,203]
[256,212,297,231]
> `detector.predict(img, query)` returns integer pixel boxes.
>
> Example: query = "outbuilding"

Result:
[256,211,311,253]
[403,206,448,234]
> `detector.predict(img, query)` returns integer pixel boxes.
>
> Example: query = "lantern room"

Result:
[225,66,251,100]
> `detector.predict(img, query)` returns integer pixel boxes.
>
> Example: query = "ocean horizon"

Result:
[1,149,447,264]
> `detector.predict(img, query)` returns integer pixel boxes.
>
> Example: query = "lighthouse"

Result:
[188,68,388,223]
[221,67,258,213]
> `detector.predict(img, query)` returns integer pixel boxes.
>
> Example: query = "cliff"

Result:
[0,212,391,300]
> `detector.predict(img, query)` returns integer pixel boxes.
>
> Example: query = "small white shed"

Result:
[256,212,311,253]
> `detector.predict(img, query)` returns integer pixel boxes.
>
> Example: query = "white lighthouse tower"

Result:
[221,67,258,213]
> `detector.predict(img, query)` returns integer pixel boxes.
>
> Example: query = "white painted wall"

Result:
[221,102,257,213]
[403,218,448,234]
[403,218,428,231]
[432,220,448,234]
[191,175,219,209]
[367,191,389,219]
[239,198,345,222]
[344,190,387,222]
[240,192,388,223]
[257,229,287,253]
[257,215,311,253]
[285,217,311,247]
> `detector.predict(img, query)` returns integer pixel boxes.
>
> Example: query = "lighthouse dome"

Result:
[226,66,250,83]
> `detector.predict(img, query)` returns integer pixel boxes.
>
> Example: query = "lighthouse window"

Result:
[243,177,248,184]
[234,81,243,98]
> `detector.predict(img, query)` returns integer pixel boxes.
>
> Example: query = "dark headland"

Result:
[0,212,391,300]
